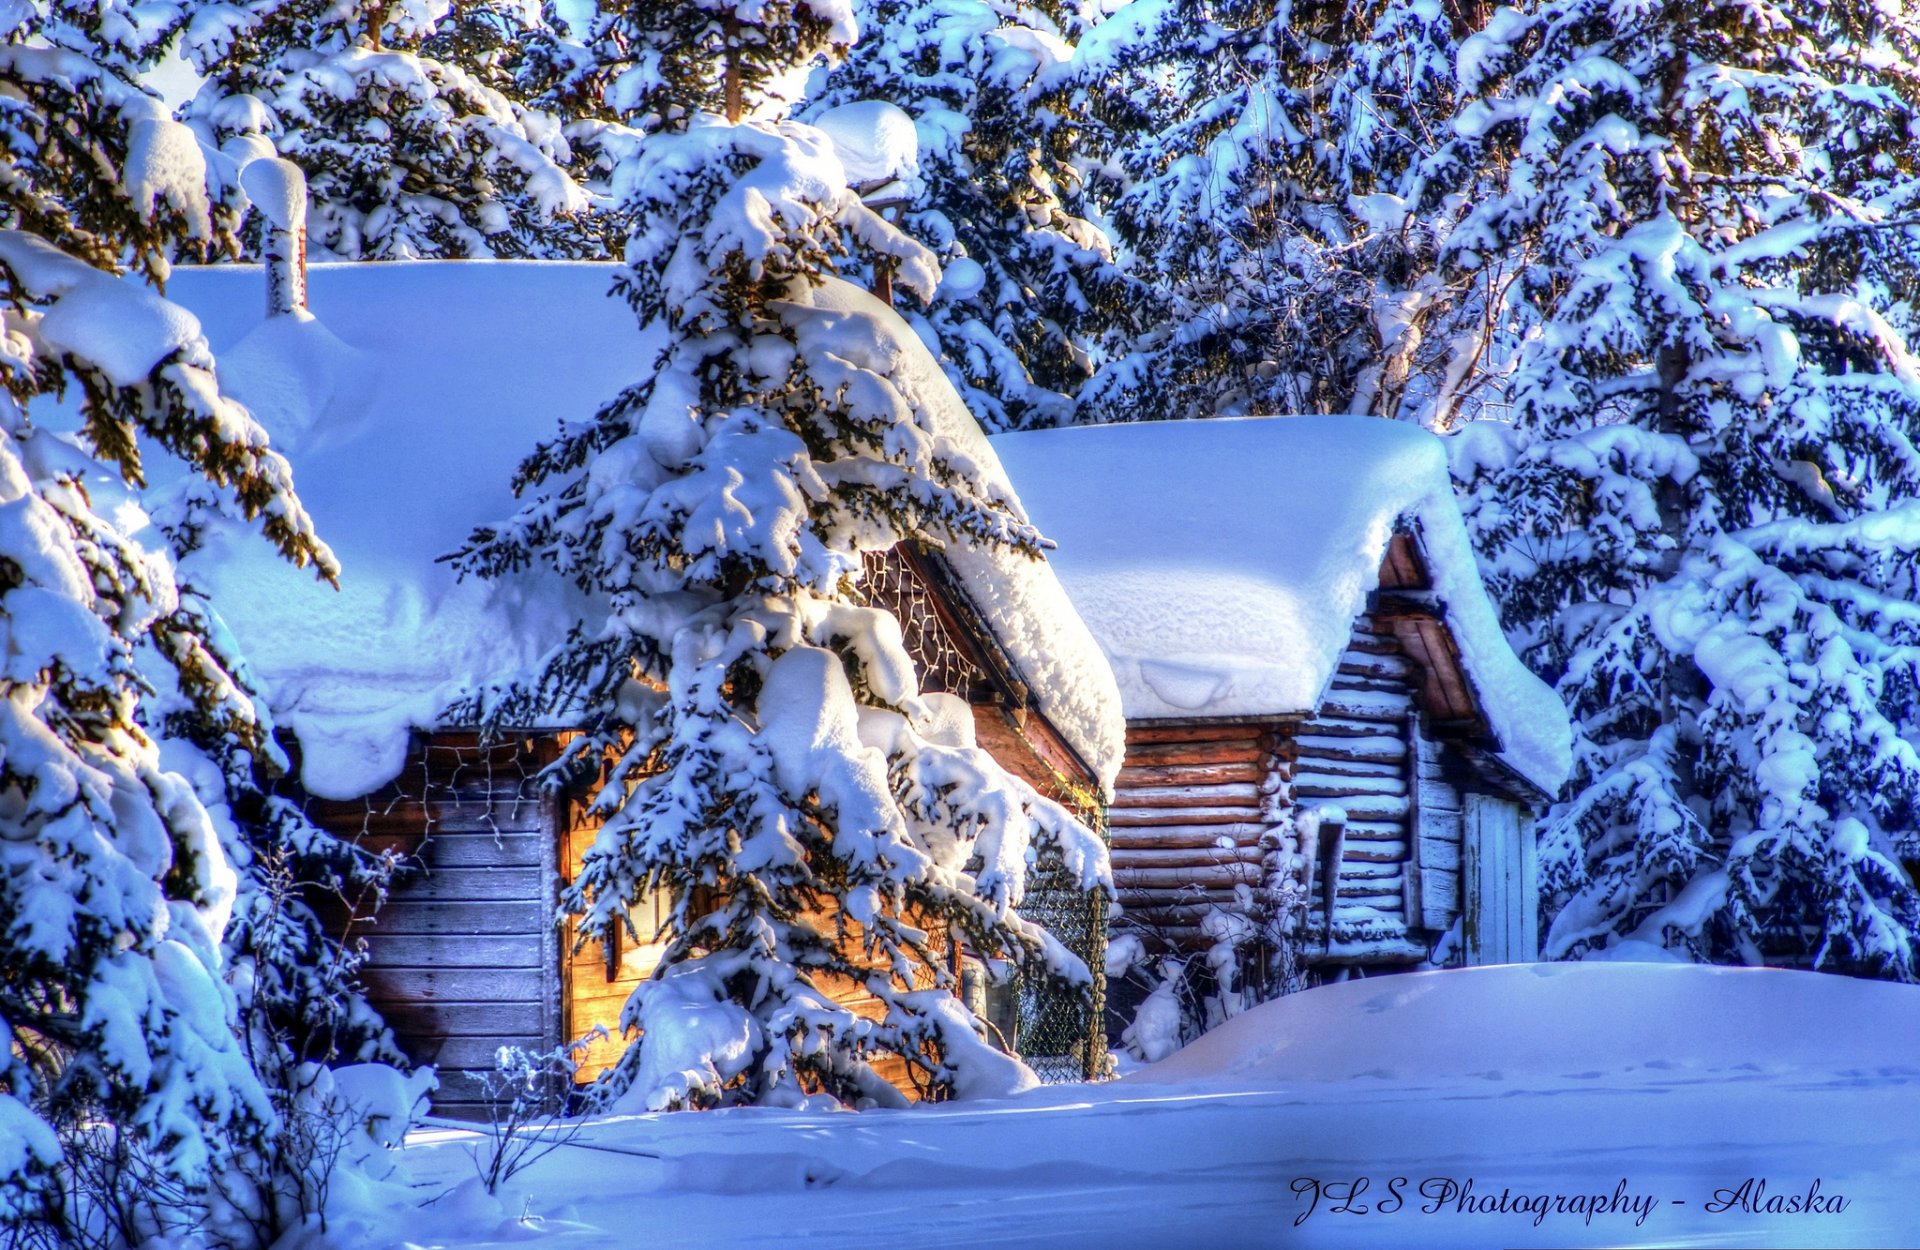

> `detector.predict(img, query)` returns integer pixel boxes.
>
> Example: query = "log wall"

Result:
[1109,721,1279,951]
[1297,616,1416,946]
[1111,614,1477,970]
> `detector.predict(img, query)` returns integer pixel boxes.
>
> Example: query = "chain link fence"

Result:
[1009,853,1111,1083]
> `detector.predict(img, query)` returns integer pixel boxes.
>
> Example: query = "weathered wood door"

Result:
[1462,794,1539,964]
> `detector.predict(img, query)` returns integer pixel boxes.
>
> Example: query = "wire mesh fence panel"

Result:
[1012,854,1110,1083]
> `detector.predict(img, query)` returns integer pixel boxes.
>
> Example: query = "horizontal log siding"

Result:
[305,735,561,1121]
[1110,724,1279,950]
[1114,619,1448,969]
[1293,620,1416,943]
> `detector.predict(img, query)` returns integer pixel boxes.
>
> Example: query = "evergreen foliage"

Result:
[805,0,1140,431]
[0,3,408,1239]
[1443,0,1920,976]
[1077,0,1482,423]
[185,0,616,259]
[457,0,1108,1108]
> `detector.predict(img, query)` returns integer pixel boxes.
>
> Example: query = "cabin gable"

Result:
[305,542,1108,1116]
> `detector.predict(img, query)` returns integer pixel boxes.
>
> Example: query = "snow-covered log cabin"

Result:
[161,262,1125,1116]
[993,418,1572,978]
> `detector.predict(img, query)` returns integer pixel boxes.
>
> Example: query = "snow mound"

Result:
[1126,962,1920,1088]
[991,416,1570,794]
[812,100,919,186]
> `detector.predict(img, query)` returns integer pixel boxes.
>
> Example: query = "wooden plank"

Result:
[317,794,551,833]
[1417,777,1463,814]
[1127,723,1269,744]
[1300,716,1411,742]
[1114,866,1265,890]
[1421,866,1460,923]
[357,934,544,968]
[371,999,545,1039]
[1419,835,1461,872]
[1317,690,1416,722]
[1289,792,1410,821]
[389,866,544,902]
[1293,736,1407,765]
[428,1035,556,1070]
[1291,770,1407,797]
[1342,819,1408,841]
[1290,754,1404,780]
[1332,899,1406,918]
[1417,617,1480,724]
[1337,650,1415,680]
[362,966,545,1002]
[357,831,548,869]
[427,1068,517,1108]
[360,900,549,935]
[1381,533,1428,590]
[425,799,555,834]
[1019,704,1105,794]
[1121,739,1270,767]
[1463,794,1519,963]
[1328,672,1409,696]
[1109,846,1264,868]
[1340,632,1401,656]
[1343,840,1409,863]
[1120,901,1258,924]
[972,706,1089,803]
[1404,715,1425,929]
[1111,782,1262,809]
[1109,825,1276,849]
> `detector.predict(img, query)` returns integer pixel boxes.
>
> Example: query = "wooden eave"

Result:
[1366,528,1549,805]
[899,542,1103,792]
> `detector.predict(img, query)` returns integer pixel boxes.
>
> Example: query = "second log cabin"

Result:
[993,416,1572,978]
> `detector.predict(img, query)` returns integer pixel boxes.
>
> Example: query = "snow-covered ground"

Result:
[347,964,1920,1248]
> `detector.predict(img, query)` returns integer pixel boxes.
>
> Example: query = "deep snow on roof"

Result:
[162,262,1122,798]
[991,416,1571,794]
[164,262,629,797]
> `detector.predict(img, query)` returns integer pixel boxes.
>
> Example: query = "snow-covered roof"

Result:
[990,416,1571,794]
[161,262,1123,800]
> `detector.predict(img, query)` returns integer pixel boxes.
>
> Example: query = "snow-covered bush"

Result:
[457,0,1109,1109]
[1443,0,1920,975]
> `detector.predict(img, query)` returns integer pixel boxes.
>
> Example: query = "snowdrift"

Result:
[1127,960,1920,1089]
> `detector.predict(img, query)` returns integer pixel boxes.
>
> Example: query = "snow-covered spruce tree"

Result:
[185,0,615,259]
[0,0,385,1235]
[1443,0,1920,976]
[803,0,1140,432]
[1077,0,1484,423]
[457,2,1108,1109]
